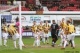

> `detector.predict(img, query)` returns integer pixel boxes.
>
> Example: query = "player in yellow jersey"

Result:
[60,18,67,30]
[61,21,69,49]
[35,29,41,47]
[61,20,76,49]
[8,24,20,48]
[38,21,45,44]
[31,21,40,46]
[2,22,8,46]
[43,20,50,44]
[8,20,20,48]
[59,18,68,47]
[67,20,76,49]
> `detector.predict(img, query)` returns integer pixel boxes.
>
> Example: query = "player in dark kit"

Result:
[50,20,59,47]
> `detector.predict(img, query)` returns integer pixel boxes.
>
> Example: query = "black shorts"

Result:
[51,32,58,39]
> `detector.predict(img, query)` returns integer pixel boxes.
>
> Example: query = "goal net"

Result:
[0,2,22,50]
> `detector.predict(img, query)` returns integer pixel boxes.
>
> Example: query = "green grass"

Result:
[0,37,80,53]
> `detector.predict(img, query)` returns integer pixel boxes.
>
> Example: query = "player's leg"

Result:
[3,38,7,46]
[58,30,64,46]
[38,39,40,46]
[33,33,37,46]
[13,40,17,48]
[63,40,67,49]
[51,33,56,47]
[12,34,17,48]
[61,34,67,49]
[67,34,72,47]
[36,33,40,47]
[52,38,55,47]
[58,35,64,46]
[16,33,25,47]
[3,33,8,46]
[39,31,43,42]
[42,32,45,44]
[46,33,49,44]
[36,39,38,46]
[70,33,75,48]
[43,33,46,44]
[54,34,58,44]
[37,38,40,47]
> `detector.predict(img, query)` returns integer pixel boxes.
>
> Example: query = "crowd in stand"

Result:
[0,0,80,11]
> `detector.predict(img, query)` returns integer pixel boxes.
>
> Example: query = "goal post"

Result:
[0,2,22,50]
[0,14,2,46]
[0,5,18,46]
[19,2,22,50]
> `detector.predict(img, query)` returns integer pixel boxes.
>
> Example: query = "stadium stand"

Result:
[0,0,80,11]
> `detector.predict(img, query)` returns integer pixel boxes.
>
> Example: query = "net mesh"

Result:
[0,5,18,13]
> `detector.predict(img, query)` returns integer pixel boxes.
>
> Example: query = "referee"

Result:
[51,20,59,47]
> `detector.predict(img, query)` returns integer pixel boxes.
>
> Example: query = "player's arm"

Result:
[42,25,44,31]
[48,24,50,30]
[42,25,45,30]
[50,24,53,31]
[31,26,34,32]
[1,25,4,31]
[56,24,59,30]
[74,26,76,33]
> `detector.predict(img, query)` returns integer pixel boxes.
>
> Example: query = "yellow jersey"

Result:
[60,22,68,35]
[31,25,38,33]
[68,24,75,33]
[43,24,50,34]
[2,25,8,33]
[8,25,17,36]
[37,24,44,31]
[60,22,67,29]
[63,24,69,35]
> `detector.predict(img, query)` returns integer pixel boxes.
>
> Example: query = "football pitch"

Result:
[0,37,80,53]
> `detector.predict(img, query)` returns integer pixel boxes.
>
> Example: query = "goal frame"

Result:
[0,2,22,50]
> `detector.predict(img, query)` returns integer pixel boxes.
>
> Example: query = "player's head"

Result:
[33,21,36,25]
[4,22,7,26]
[40,21,43,24]
[16,17,19,22]
[69,18,72,23]
[45,20,48,24]
[11,20,14,23]
[62,18,65,22]
[36,29,40,32]
[52,20,55,23]
[67,20,70,25]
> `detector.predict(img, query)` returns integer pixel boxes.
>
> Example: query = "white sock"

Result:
[43,38,45,43]
[59,40,63,46]
[63,40,67,48]
[72,40,75,47]
[21,40,24,46]
[33,40,36,46]
[37,40,38,46]
[37,39,40,46]
[38,40,40,46]
[4,39,7,46]
[14,41,17,48]
[47,37,49,43]
[52,42,54,44]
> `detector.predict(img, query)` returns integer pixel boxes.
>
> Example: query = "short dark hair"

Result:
[67,20,71,23]
[33,21,36,22]
[52,20,55,22]
[16,17,19,22]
